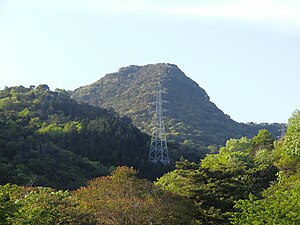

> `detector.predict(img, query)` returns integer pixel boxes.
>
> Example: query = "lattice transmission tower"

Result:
[149,82,170,165]
[280,123,286,138]
[277,123,287,139]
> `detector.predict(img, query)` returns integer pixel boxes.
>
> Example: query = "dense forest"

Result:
[1,84,299,224]
[1,108,300,224]
[155,111,300,224]
[72,63,281,156]
[0,85,171,189]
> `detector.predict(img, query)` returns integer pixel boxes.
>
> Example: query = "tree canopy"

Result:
[0,85,154,189]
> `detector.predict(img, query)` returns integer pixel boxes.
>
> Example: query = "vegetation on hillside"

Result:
[156,111,300,224]
[230,110,300,225]
[1,82,299,224]
[0,85,161,189]
[0,167,195,225]
[156,129,277,224]
[1,109,300,224]
[72,63,281,159]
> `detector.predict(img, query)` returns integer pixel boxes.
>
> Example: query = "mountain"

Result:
[0,85,158,189]
[72,63,280,152]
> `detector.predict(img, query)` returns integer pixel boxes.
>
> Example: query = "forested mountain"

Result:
[0,85,156,189]
[2,70,297,224]
[0,83,298,224]
[72,63,280,152]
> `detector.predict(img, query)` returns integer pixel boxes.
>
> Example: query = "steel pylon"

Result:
[149,82,170,165]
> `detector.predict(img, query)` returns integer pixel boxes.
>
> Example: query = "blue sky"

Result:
[0,0,300,123]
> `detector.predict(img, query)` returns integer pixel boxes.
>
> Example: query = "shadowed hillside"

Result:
[0,85,161,189]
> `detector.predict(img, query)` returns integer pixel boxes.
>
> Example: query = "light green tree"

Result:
[75,166,195,225]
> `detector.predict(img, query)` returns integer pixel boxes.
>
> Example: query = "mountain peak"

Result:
[72,63,280,152]
[117,63,183,79]
[118,63,179,72]
[108,63,209,100]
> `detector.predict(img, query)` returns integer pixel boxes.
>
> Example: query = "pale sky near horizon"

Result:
[0,0,300,123]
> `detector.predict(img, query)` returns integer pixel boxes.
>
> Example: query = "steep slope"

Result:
[72,63,280,150]
[0,85,152,189]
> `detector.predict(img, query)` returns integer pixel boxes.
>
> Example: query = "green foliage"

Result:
[156,131,278,224]
[230,110,300,225]
[2,82,300,224]
[252,129,274,150]
[1,168,194,225]
[0,184,94,224]
[1,102,300,224]
[155,158,198,198]
[273,112,300,176]
[231,173,300,225]
[0,184,21,224]
[201,137,253,171]
[283,110,300,157]
[0,85,153,189]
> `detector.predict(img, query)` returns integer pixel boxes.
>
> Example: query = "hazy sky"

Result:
[1,0,300,123]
